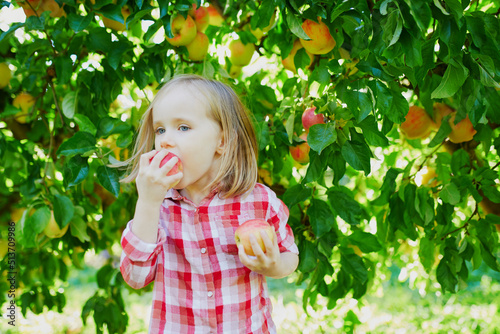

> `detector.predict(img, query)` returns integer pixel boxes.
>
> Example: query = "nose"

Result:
[158,130,174,149]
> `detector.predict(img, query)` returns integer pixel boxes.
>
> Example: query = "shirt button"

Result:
[201,248,207,254]
[207,291,213,297]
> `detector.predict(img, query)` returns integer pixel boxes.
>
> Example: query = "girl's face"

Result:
[152,84,224,202]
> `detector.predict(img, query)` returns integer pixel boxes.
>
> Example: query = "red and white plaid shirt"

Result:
[120,183,299,334]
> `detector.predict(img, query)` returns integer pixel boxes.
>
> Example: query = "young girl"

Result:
[119,74,299,333]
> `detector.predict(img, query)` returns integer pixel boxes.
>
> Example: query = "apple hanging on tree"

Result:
[302,106,325,131]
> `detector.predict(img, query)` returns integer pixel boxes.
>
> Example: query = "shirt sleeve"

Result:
[119,220,166,289]
[266,187,299,255]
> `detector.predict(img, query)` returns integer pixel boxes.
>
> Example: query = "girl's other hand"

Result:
[237,228,281,276]
[136,150,183,204]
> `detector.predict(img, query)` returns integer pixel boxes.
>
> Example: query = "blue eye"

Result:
[155,128,165,135]
[179,125,190,131]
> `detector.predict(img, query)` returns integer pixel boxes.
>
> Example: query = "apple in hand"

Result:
[302,106,325,131]
[150,151,183,176]
[235,219,274,256]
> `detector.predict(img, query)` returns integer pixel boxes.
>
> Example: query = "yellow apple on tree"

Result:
[420,167,439,187]
[228,40,255,66]
[13,92,36,124]
[235,219,275,256]
[300,17,336,55]
[166,14,197,47]
[186,31,209,61]
[400,105,433,139]
[282,39,314,73]
[0,62,11,89]
[41,0,65,17]
[432,102,454,129]
[228,65,243,78]
[102,6,131,31]
[188,4,209,32]
[246,11,276,40]
[448,113,477,143]
[289,133,310,164]
[207,4,223,27]
[338,47,359,75]
[44,211,69,239]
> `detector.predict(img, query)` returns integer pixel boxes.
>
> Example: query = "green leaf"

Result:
[373,167,401,205]
[348,231,382,253]
[133,59,150,89]
[97,4,125,23]
[307,123,336,154]
[74,114,97,136]
[98,117,132,138]
[419,237,436,273]
[57,132,97,157]
[343,90,372,123]
[283,184,312,208]
[70,216,91,243]
[62,91,77,119]
[25,13,47,31]
[308,199,334,238]
[383,9,403,47]
[328,189,365,226]
[341,253,368,284]
[431,60,469,99]
[298,240,317,272]
[479,242,500,272]
[436,259,457,292]
[31,206,52,234]
[440,182,460,205]
[286,8,310,40]
[68,13,92,33]
[64,155,89,187]
[341,140,371,175]
[97,165,121,198]
[54,56,73,85]
[53,194,75,229]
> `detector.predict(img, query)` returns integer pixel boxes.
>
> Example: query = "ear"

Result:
[216,133,225,155]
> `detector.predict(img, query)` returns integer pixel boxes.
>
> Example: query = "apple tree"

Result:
[1,0,500,332]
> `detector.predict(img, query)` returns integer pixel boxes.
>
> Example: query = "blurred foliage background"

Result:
[0,0,500,333]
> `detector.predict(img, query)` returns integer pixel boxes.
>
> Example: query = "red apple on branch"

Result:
[302,106,325,131]
[289,133,310,164]
[235,219,274,256]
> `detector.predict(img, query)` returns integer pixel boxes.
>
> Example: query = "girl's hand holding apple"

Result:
[136,150,183,204]
[237,226,281,277]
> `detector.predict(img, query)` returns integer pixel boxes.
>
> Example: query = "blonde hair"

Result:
[119,74,258,198]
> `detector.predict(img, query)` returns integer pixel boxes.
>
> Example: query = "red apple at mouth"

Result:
[235,219,274,256]
[150,152,183,176]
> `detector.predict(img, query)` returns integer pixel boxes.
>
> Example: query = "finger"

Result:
[260,229,275,255]
[140,150,158,167]
[169,172,183,188]
[159,155,180,174]
[249,233,266,258]
[150,149,169,168]
[238,243,252,264]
